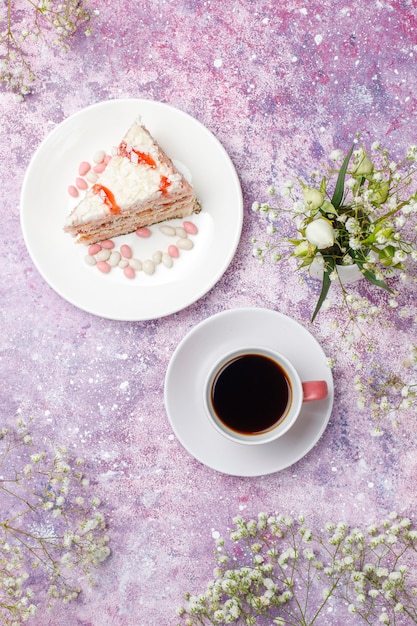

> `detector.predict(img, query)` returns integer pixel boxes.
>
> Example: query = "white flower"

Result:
[303,187,324,211]
[305,218,335,249]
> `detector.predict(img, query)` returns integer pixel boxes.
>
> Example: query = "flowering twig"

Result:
[177,512,417,625]
[0,0,93,98]
[0,418,110,624]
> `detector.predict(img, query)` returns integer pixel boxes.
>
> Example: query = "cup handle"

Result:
[302,380,328,402]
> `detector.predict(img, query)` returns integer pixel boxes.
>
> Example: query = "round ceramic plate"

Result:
[20,99,243,321]
[164,308,334,476]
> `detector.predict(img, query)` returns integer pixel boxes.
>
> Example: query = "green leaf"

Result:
[361,268,394,293]
[330,144,354,209]
[311,255,335,322]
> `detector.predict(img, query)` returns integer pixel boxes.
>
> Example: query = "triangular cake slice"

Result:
[64,117,201,245]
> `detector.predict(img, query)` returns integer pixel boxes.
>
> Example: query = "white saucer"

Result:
[20,99,243,321]
[164,308,334,476]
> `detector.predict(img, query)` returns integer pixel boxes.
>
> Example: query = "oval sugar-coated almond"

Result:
[88,243,101,256]
[177,238,194,250]
[108,251,121,267]
[168,245,179,258]
[129,258,142,270]
[96,261,111,273]
[152,250,162,264]
[175,227,187,238]
[136,227,151,238]
[159,225,176,236]
[100,239,115,250]
[161,253,173,268]
[120,244,132,259]
[84,255,96,266]
[68,185,79,198]
[96,249,111,262]
[79,161,91,176]
[93,149,105,164]
[142,260,155,275]
[124,266,135,279]
[183,221,198,235]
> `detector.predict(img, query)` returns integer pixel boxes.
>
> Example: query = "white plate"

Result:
[20,99,243,320]
[164,308,334,476]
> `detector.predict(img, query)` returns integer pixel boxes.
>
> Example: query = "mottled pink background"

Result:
[2,0,417,624]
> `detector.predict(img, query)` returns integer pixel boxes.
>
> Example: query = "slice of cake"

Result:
[64,116,201,245]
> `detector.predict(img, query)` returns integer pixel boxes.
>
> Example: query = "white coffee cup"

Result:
[204,346,328,445]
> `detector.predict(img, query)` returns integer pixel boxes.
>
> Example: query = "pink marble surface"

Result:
[2,0,417,624]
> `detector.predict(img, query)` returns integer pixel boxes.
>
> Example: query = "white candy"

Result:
[119,259,129,269]
[159,225,176,236]
[161,253,173,268]
[177,238,194,250]
[84,255,96,266]
[93,149,105,164]
[130,258,142,270]
[86,171,99,184]
[152,250,162,264]
[96,249,111,261]
[108,251,121,267]
[142,260,155,275]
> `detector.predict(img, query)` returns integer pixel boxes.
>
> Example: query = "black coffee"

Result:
[210,353,291,435]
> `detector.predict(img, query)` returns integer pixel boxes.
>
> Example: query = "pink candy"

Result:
[96,261,111,273]
[76,177,88,190]
[135,227,152,238]
[124,266,135,279]
[120,244,132,259]
[79,161,91,176]
[183,221,198,235]
[168,245,179,258]
[100,240,115,250]
[68,185,79,198]
[94,163,106,173]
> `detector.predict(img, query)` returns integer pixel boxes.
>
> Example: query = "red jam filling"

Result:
[92,184,121,214]
[118,142,156,168]
[159,175,170,195]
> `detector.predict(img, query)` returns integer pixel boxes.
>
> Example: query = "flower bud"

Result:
[305,218,335,249]
[371,181,390,204]
[352,148,374,177]
[303,187,324,211]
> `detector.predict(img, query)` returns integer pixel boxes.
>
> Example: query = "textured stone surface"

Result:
[1,0,417,623]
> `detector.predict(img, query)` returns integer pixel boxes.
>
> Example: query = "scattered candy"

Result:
[93,149,105,164]
[68,185,79,198]
[168,244,179,258]
[142,260,155,275]
[96,261,111,273]
[119,259,129,269]
[93,163,106,174]
[162,253,173,268]
[76,177,88,190]
[124,266,135,279]
[86,171,98,184]
[79,161,91,176]
[159,225,176,236]
[100,239,115,249]
[96,249,111,262]
[84,255,96,266]
[135,227,151,238]
[88,243,101,255]
[177,238,194,250]
[108,251,121,267]
[152,250,162,264]
[175,227,187,238]
[183,221,198,235]
[130,258,142,270]
[120,244,132,259]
